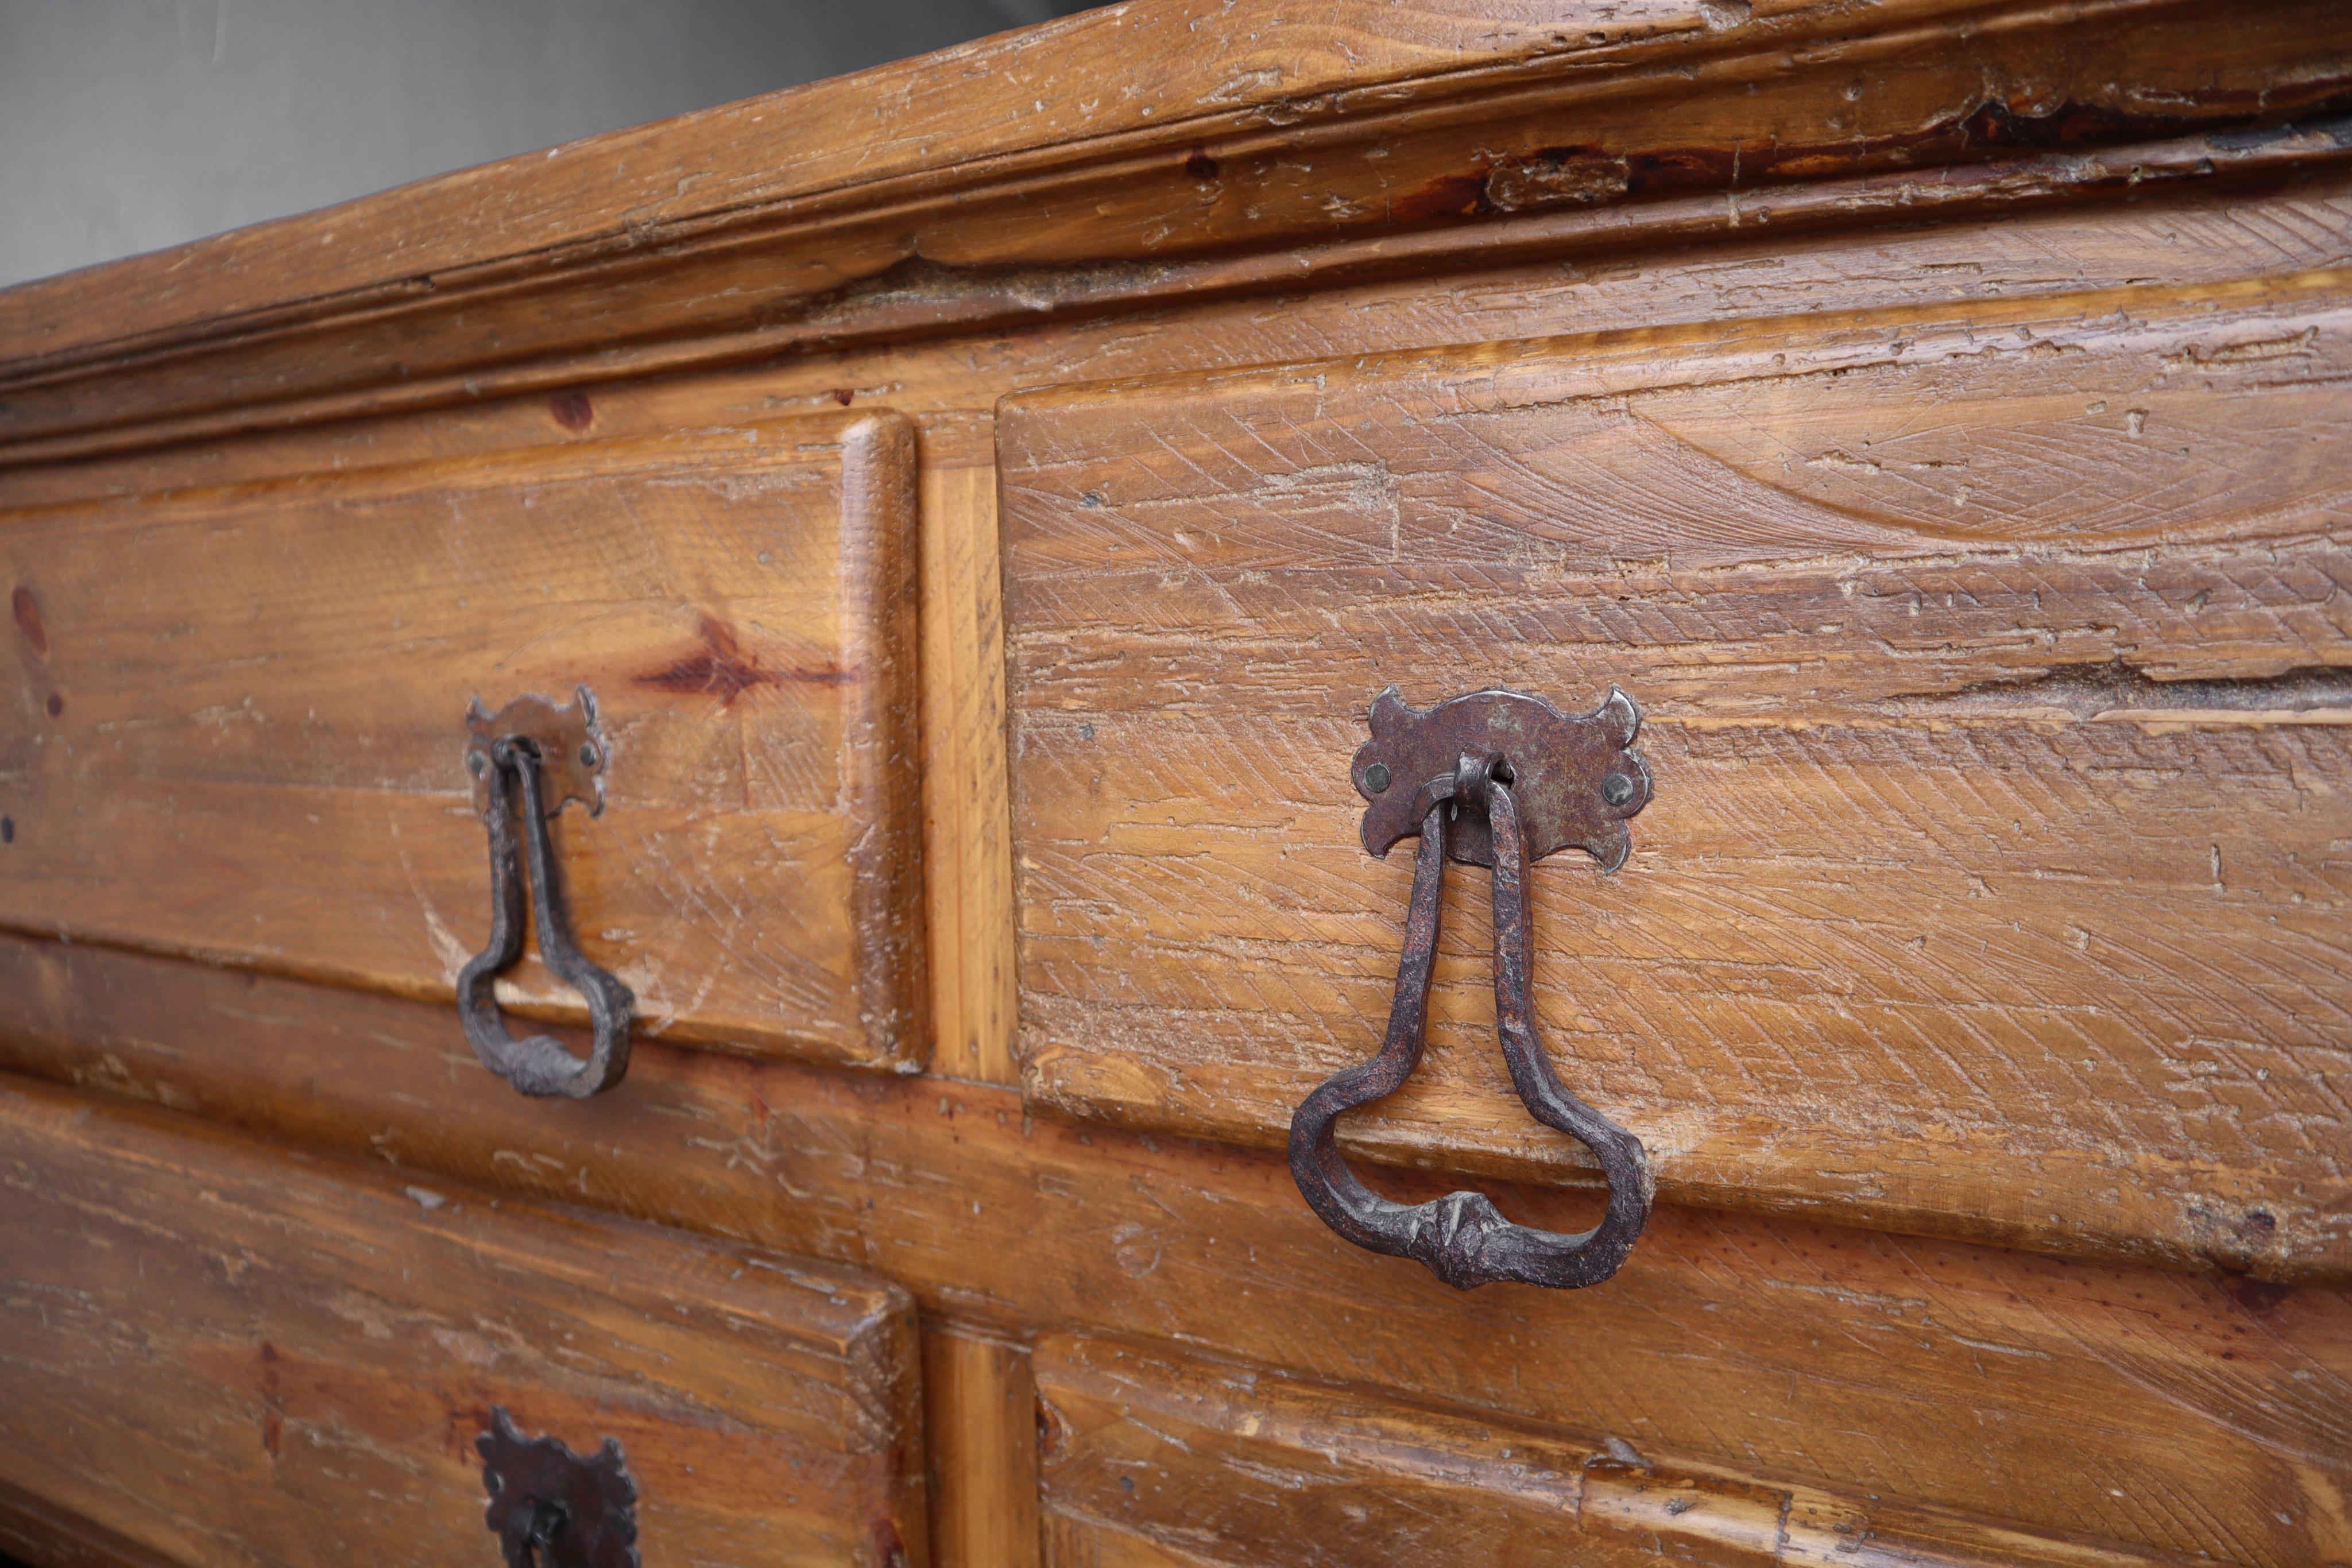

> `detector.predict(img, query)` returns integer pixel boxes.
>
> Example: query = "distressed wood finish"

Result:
[3,2,2346,467]
[0,939,2343,1568]
[999,266,2352,1279]
[0,411,926,1070]
[12,165,2352,512]
[0,1074,927,1568]
[6,1,2352,1563]
[1033,1334,2202,1567]
[12,180,2352,1138]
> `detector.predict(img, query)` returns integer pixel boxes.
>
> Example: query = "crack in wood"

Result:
[1897,660,2352,719]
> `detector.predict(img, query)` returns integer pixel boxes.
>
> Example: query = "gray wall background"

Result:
[0,0,1089,291]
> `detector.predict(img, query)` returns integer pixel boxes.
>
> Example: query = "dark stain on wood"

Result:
[1,819,13,846]
[1390,171,1487,222]
[43,693,61,719]
[1185,149,1220,180]
[637,615,853,703]
[548,391,595,431]
[2235,1277,2293,1315]
[10,587,44,656]
[1396,88,2352,222]
[641,617,776,703]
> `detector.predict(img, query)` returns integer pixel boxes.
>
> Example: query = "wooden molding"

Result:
[1,0,2347,463]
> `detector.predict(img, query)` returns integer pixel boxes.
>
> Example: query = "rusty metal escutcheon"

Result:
[478,1407,640,1568]
[1288,685,1655,1290]
[464,689,610,822]
[456,687,634,1099]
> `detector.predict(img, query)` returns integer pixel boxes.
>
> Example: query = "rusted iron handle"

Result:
[501,1500,564,1568]
[457,738,633,1098]
[1289,760,1652,1290]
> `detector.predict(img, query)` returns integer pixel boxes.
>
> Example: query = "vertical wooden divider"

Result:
[918,417,1020,1085]
[923,1327,1045,1568]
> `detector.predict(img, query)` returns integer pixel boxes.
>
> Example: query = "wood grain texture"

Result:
[13,165,2352,513]
[1000,267,2352,1277]
[0,1074,927,1568]
[2,125,2345,482]
[0,9,2349,1560]
[4,173,2331,1129]
[0,939,2343,1568]
[0,1478,178,1568]
[0,411,926,1070]
[1034,1334,2206,1567]
[925,1329,1045,1568]
[1,2,2346,464]
[920,425,1020,1086]
[5,0,1792,358]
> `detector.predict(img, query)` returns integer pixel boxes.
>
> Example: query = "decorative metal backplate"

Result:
[465,687,609,822]
[478,1406,640,1568]
[1352,686,1650,870]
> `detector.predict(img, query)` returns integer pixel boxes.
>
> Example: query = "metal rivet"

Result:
[1365,762,1392,794]
[1601,772,1635,806]
[580,744,598,768]
[467,752,486,777]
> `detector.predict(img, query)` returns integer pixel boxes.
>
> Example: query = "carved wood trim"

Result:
[0,0,2346,465]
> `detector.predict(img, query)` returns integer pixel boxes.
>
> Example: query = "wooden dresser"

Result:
[2,3,2349,1563]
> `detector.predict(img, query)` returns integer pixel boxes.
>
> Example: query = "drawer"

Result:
[1034,1335,2183,1568]
[0,935,2343,1567]
[999,266,2352,1278]
[0,1077,926,1566]
[0,411,924,1071]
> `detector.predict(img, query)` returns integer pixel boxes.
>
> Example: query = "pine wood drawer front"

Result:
[1032,1335,2196,1568]
[0,1078,927,1567]
[2,936,2346,1567]
[999,266,2352,1280]
[0,411,924,1070]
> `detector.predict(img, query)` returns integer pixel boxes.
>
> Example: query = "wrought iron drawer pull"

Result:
[458,689,633,1099]
[1289,686,1655,1290]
